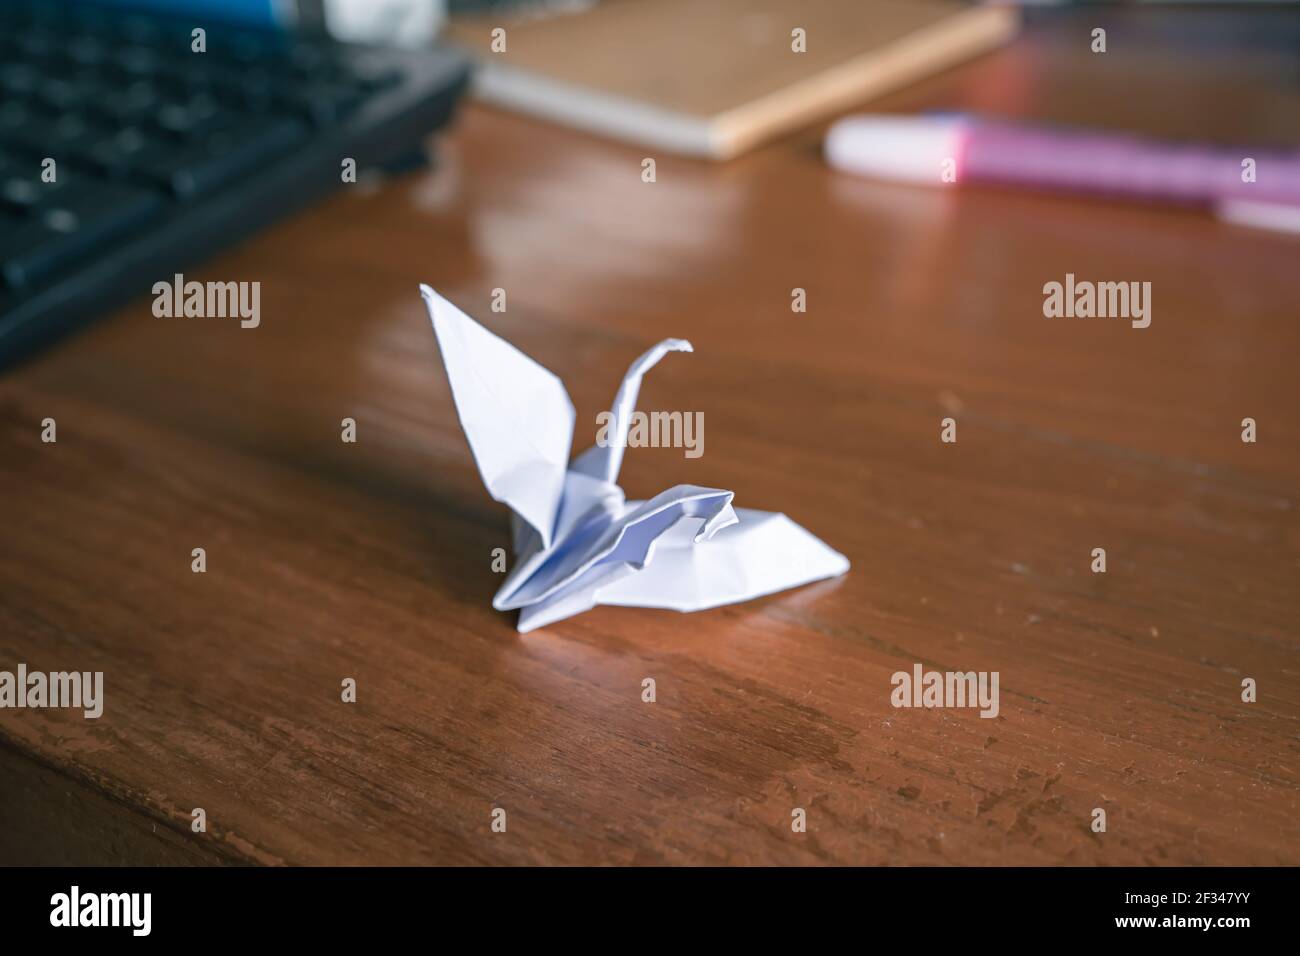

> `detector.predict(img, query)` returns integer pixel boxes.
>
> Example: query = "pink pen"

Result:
[825,114,1300,226]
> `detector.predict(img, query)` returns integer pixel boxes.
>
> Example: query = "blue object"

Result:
[86,0,280,27]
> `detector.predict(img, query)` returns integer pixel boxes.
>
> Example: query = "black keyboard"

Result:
[0,0,469,365]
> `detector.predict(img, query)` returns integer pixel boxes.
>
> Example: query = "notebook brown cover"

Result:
[444,0,1019,158]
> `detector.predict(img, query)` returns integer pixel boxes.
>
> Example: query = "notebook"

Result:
[442,0,1019,159]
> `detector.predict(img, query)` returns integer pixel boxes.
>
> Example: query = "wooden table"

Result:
[2,8,1297,866]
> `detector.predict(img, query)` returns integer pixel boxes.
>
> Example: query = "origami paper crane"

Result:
[420,286,850,632]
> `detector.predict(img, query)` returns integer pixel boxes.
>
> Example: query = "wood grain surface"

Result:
[1,9,1297,866]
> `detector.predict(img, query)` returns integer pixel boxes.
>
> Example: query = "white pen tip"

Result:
[1216,200,1300,236]
[826,114,969,185]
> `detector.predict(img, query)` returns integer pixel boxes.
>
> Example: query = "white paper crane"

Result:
[421,286,849,632]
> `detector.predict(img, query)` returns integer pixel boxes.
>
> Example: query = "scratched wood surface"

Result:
[1,9,1297,866]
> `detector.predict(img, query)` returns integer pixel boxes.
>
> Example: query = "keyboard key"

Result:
[348,60,403,92]
[225,31,279,64]
[152,94,225,141]
[0,167,77,213]
[115,15,164,46]
[34,77,82,111]
[0,147,30,177]
[0,176,43,213]
[0,102,33,139]
[66,34,111,68]
[16,31,60,62]
[275,83,366,126]
[133,118,308,199]
[0,63,40,97]
[6,112,110,158]
[97,79,162,124]
[202,67,276,111]
[0,181,163,288]
[113,45,164,78]
[79,127,156,177]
